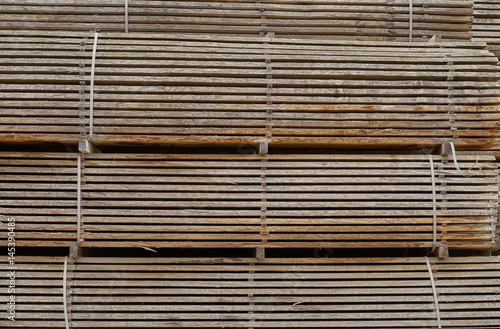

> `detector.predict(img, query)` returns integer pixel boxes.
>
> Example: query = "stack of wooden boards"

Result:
[1,256,500,328]
[1,31,499,149]
[0,152,497,250]
[0,0,474,41]
[472,0,500,59]
[0,1,500,328]
[0,152,78,247]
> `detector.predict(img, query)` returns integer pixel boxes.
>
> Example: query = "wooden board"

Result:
[0,152,497,250]
[1,31,499,149]
[0,0,473,41]
[1,256,500,328]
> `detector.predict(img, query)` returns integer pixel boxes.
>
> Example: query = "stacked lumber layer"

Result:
[85,32,500,150]
[0,256,67,328]
[2,256,500,328]
[0,32,89,145]
[2,31,499,149]
[0,152,79,247]
[472,0,500,59]
[80,153,498,250]
[0,0,473,41]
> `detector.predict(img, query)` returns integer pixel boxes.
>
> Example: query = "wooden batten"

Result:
[1,256,500,328]
[0,31,499,149]
[0,152,497,250]
[0,0,473,41]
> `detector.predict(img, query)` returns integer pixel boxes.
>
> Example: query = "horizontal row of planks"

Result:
[0,2,499,329]
[2,0,500,52]
[1,31,499,149]
[0,152,497,250]
[0,0,474,41]
[1,256,500,328]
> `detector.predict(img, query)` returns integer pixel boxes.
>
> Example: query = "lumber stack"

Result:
[0,0,473,41]
[0,2,499,328]
[472,0,500,59]
[88,32,500,149]
[2,256,500,328]
[0,32,88,145]
[0,153,79,247]
[1,152,497,250]
[1,31,499,149]
[78,152,500,250]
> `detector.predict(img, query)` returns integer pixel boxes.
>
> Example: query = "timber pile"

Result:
[0,32,88,145]
[0,152,79,247]
[472,0,500,59]
[2,256,500,328]
[79,153,499,250]
[1,152,497,250]
[1,31,500,149]
[0,2,499,328]
[0,0,473,41]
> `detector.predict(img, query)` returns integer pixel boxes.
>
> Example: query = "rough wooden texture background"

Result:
[1,31,499,149]
[1,256,500,328]
[0,0,474,41]
[0,152,497,250]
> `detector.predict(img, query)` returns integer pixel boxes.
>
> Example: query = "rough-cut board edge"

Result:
[87,136,500,151]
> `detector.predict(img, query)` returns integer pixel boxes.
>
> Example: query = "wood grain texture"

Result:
[0,0,473,41]
[0,31,499,149]
[1,256,500,328]
[0,152,497,250]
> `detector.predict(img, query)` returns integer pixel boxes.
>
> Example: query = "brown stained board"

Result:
[472,0,500,59]
[0,0,473,41]
[1,256,500,328]
[0,152,497,250]
[0,31,499,149]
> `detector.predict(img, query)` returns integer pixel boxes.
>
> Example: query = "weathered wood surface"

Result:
[0,0,473,41]
[472,0,500,59]
[0,31,499,149]
[0,152,497,250]
[1,256,500,328]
